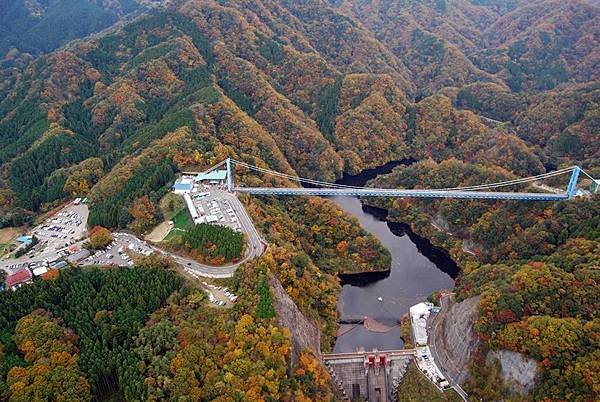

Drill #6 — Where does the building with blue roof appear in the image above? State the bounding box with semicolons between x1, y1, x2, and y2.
51;261;68;270
173;179;194;194
16;235;33;245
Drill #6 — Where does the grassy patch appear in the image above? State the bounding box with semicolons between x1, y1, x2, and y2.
398;362;462;402
0;227;21;257
160;193;186;221
164;208;193;241
172;208;193;229
0;243;15;257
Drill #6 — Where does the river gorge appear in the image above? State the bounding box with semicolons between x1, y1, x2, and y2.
332;162;460;353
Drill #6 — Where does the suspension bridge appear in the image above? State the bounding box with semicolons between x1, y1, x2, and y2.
208;158;598;201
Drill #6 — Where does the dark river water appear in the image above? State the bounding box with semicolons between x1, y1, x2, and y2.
331;161;459;353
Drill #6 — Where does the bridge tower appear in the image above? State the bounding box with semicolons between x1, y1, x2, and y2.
566;166;581;199
226;157;233;192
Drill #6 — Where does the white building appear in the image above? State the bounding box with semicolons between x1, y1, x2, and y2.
183;193;199;220
173;178;194;194
410;302;432;346
32;266;49;277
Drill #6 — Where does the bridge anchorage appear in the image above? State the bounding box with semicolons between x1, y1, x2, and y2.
212;158;598;201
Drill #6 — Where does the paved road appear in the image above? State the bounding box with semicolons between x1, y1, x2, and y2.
158;191;265;278
1;192;264;279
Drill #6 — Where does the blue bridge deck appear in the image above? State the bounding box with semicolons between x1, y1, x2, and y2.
235;187;569;201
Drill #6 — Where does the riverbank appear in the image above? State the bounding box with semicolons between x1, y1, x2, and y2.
331;163;460;353
365;201;479;270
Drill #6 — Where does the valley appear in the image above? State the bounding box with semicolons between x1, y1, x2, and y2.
0;0;598;401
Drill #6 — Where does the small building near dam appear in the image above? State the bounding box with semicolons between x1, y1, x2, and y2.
410;302;433;347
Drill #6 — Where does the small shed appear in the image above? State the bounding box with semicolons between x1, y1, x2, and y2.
32;266;48;277
16;235;33;245
67;249;90;263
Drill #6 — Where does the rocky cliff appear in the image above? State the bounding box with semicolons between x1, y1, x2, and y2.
488;350;538;396
430;294;481;385
431;294;539;396
269;274;322;363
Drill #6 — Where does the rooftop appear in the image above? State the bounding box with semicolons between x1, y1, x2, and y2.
6;268;32;288
195;170;228;182
67;249;90;262
32;266;48;276
51;261;68;269
16;235;32;244
173;182;193;190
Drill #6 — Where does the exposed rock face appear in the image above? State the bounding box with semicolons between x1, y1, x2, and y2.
269;274;321;363
432;294;539;397
430;294;481;385
488;350;538;396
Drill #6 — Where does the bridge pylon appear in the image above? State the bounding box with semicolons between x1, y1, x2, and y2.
226;157;233;192
224;158;596;201
566;166;581;199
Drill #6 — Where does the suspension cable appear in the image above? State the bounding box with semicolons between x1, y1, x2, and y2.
232;158;567;191
231;159;368;189
431;167;574;191
580;168;598;182
231;158;575;193
233;158;571;192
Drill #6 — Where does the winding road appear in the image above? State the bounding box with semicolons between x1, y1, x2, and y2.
120;191;265;278
2;192;265;279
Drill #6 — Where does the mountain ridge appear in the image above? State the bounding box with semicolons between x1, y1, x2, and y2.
0;1;598;400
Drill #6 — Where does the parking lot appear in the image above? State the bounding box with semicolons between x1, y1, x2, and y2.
32;204;89;253
189;191;243;232
80;232;154;267
1;204;89;275
180;266;238;307
164;187;265;277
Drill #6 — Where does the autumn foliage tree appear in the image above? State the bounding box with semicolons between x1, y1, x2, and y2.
86;226;113;250
129;196;159;234
63;158;104;197
6;310;91;402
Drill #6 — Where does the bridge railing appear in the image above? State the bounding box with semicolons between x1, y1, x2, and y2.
234;187;569;201
221;158;597;202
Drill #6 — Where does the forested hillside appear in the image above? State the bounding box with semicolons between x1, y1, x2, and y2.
0;0;164;68
0;260;334;400
0;0;598;400
366;160;599;399
0;0;598;226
